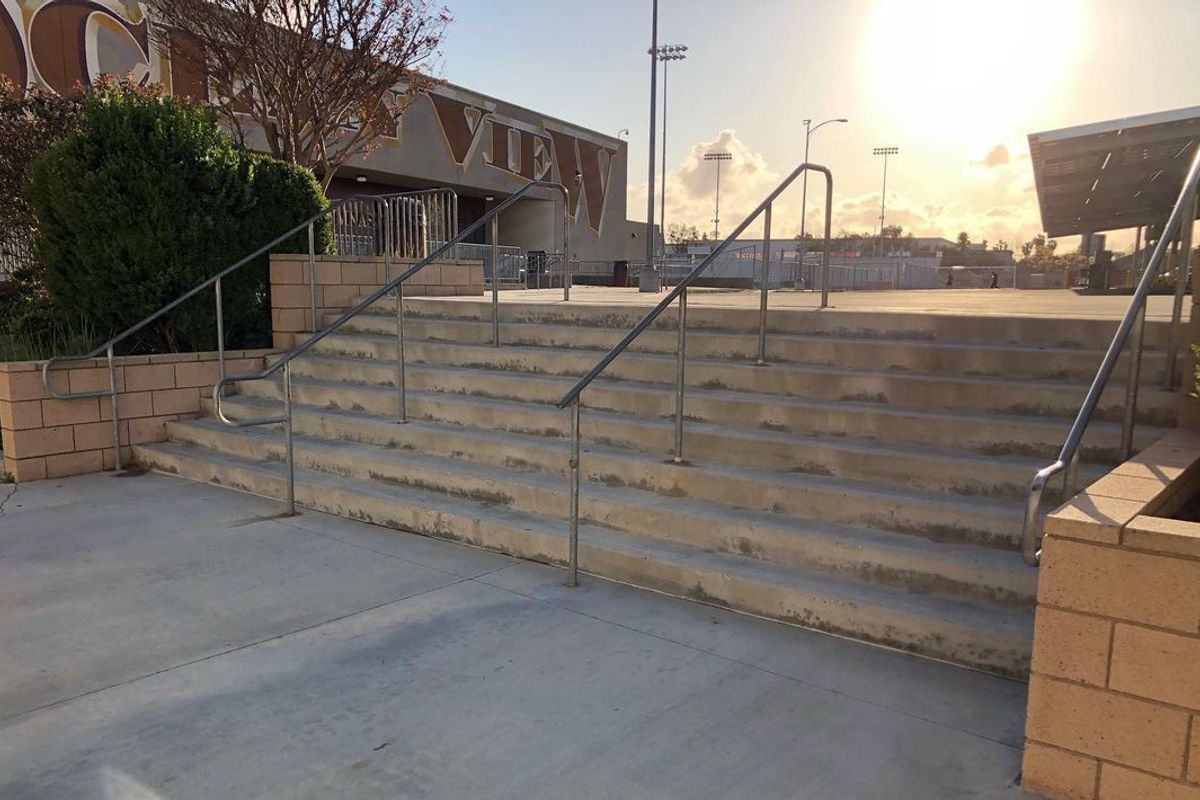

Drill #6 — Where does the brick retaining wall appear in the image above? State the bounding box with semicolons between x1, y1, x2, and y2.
0;350;272;482
1022;430;1200;799
269;254;484;349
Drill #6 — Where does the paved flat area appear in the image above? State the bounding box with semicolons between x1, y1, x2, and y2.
0;473;1032;799
484;286;1181;319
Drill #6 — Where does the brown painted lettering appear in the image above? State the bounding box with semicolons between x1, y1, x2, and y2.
547;130;583;219
428;92;489;166
0;1;25;90
576;139;617;232
29;0;147;93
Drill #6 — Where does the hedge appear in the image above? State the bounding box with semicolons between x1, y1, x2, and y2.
25;81;331;354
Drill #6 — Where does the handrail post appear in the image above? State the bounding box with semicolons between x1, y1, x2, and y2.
491;212;500;346
1064;449;1080;498
562;199;571;302
1120;299;1147;460
283;360;296;515
214;277;225;398
107;345;120;471
568;396;581;587
389;202;408;424
396;281;407;424
756;203;773;365
307;222;317;333
821;169;833;308
1164;191;1197;390
673;287;687;463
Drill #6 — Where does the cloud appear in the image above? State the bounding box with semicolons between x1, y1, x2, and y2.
629;130;1046;247
972;143;1011;169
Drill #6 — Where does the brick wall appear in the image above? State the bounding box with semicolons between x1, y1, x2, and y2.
1023;430;1200;800
270;254;484;349
0;350;272;482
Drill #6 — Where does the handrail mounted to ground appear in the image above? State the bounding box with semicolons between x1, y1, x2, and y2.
552;160;834;585
209;180;573;519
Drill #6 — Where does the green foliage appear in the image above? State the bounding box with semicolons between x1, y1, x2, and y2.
24;80;330;354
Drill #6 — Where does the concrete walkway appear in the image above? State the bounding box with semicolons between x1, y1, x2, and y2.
0;473;1033;799
482;286;1181;320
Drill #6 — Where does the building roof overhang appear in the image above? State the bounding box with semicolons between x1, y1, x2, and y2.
1028;105;1200;237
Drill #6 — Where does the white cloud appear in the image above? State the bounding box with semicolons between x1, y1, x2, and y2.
630;132;1047;248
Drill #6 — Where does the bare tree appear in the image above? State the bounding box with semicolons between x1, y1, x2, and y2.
146;0;449;190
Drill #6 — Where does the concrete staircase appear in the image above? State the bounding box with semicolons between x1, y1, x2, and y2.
134;296;1177;678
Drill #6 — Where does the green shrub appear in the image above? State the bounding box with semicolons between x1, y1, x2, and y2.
25;80;330;354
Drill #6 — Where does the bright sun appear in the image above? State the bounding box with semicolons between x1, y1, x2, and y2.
861;0;1081;146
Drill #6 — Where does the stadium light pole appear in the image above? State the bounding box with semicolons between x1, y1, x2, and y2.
704;152;732;240
797;117;847;287
652;44;688;264
644;0;659;280
873;146;899;259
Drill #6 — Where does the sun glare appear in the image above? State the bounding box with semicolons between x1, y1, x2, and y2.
862;0;1081;146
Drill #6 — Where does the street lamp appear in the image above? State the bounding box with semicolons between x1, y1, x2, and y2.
617;128;630;140
704;152;732;240
797;117;847;286
873;146;899;259
651;44;688;264
643;0;659;281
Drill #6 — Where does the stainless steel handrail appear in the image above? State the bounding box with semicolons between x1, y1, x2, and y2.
1020;146;1200;566
212;179;572;526
552;161;834;585
40;194;357;467
40;188;456;470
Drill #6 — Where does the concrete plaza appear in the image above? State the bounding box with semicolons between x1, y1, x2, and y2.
0;472;1034;799
495;286;1181;320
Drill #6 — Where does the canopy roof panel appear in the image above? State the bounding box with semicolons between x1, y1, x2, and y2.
1028;105;1200;237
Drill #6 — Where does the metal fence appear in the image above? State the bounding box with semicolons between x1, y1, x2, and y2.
0;234;35;283
330;188;458;260
449;242;528;286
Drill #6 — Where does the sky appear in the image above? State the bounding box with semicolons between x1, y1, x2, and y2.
435;0;1200;251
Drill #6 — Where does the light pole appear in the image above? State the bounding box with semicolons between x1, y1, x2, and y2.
873;146;898;259
704;152;731;240
617;128;629;140
643;0;659;283
652;44;688;264
797;117;847;287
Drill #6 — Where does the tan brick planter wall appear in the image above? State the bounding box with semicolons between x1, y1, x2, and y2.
269;254;484;349
1023;430;1200;800
0;350;273;482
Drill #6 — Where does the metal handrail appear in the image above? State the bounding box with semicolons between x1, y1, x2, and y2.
40;189;458;470
552;161;833;585
211;179;572;532
1020;146;1200;566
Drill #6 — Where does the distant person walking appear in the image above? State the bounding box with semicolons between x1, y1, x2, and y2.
990;271;999;289
945;271;953;288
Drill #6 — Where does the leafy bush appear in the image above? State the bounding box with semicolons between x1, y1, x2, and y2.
25;80;330;354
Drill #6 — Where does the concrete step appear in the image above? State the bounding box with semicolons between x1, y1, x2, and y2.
307;329;1176;425
133;438;1035;677
386;296;1175;351
336;309;1172;383
193;401;1024;546
245;359;1165;461
165;417;1038;607
210;393;1105;499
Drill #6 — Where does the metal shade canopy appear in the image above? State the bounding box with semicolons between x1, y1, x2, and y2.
1029;105;1200;237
